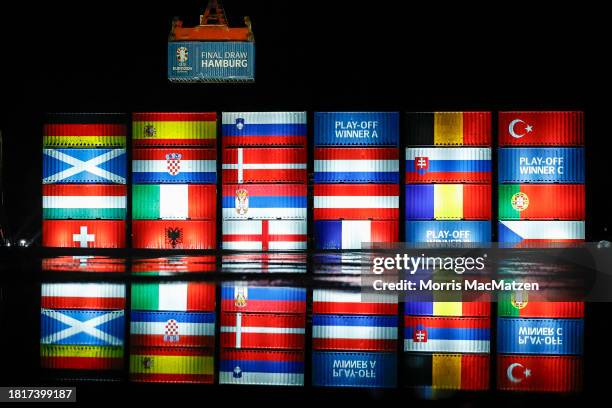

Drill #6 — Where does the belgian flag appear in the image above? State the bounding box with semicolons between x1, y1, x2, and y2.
405;112;491;146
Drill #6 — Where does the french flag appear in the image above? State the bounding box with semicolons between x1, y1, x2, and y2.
405;147;491;183
219;349;304;386
314;148;399;183
314;184;399;220
222;219;307;251
220;312;305;350
222;112;307;147
313;289;398;315
222;184;307;220
221;284;306;314
222;147;307;183
314;220;398;249
312;314;398;352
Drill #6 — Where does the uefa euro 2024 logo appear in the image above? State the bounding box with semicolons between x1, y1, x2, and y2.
176;46;189;65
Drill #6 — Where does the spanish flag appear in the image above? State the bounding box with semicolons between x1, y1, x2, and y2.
132;112;216;147
405;112;491;146
403;353;489;390
130;347;214;383
43;113;126;148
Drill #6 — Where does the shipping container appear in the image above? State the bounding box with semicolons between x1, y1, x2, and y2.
42;220;126;248
314;147;399;183
221;312;305;350
497;294;584;318
221;254;307;274
499;111;584;146
132;112;217;147
497;318;583;355
405;112;491;146
43;184;127;220
131;281;215;312
405;184;491;220
41;257;126;273
44;113;126;148
313;289;398;315
132;148;216;184
41;309;124;346
222;219;307;251
222;147;307;183
405;221;491;243
131;220;216;249
497;355;582;392
499;184;585;220
222;184;306;220
43;148;127;184
41;283;125;310
404;302;490;317
222;112;307;147
498;147;584;183
130;311;215;348
312;351;396;388
406;147;491;183
498;220;585;245
219;349;304;386
314;184;399;220
315;220;398;250
312;314;398;352
132;184;216;220
221;284;306;314
402;353;489;390
41;344;123;370
130;346;214;383
314;112;399;146
404;316;490;353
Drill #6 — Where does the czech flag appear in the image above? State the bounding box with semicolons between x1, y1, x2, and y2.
406;147;491;183
498;221;584;246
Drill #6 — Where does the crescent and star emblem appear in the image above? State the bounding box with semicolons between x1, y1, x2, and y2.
507;363;531;383
509;119;534;139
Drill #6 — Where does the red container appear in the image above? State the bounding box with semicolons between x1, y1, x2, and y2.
222;147;307;183
220;312;305;350
132;220;216;249
499;111;583;146
497;355;582;392
314;184;399;220
42;220;126;248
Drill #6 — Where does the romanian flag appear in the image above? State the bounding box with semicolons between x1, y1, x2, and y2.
132;184;216;220
40;344;123;370
44;113;126;148
403;353;489;390
131;282;215;312
221;284;306;314
220;312;305;350
405;112;491;146
130;347;214;383
405;184;491;220
132;112;216;147
43;184;127;220
499;184;585;220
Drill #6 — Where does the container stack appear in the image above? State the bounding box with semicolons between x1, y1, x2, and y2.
313;112;400;249
131;112;217;249
42;113;127;248
219;282;307;386
497;111;584;392
221;112;307;251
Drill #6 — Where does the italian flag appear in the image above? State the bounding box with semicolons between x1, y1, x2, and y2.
131;282;215;311
132;184;215;220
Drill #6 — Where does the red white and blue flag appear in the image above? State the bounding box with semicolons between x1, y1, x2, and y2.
404;316;490;353
406;147;491;183
222;147;307;183
222;112;307;147
222;184;307;220
222;220;307;251
312;314;398;351
221;284;306;314
314;147;399;183
219;349;304;386
314;184;399;220
220;312;305;350
130;311;215;348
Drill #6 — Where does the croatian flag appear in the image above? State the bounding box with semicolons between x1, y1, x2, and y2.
314;184;399;220
220;312;305;350
312;314;398;351
314;220;398;250
314;147;399;183
313;289;398;315
222;184;307;220
132;148;216;183
219;349;304;386
404;316;490;353
222;147;307;183
221;284;306;314
222;219;307;251
406;147;491;183
222;112;307;147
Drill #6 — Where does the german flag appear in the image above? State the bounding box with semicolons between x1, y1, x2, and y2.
405;112;491;146
44;113;126;148
132;112;216;147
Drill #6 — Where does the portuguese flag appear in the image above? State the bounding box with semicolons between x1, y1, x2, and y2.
131;282;215;312
405;112;491;146
498;293;584;318
499;184;585;220
132;184;216;220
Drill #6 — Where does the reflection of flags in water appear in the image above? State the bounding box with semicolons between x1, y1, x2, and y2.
43;148;126;184
222;184;307;220
314;220;398;250
312;315;398;351
497;293;584;318
312;351;397;388
131;282;215;312
40;344;124;370
130;347;214;383
222;220;307;251
314;148;399;183
221;284;306;314
130;311;215;347
220;313;305;349
497;355;582;392
497;318;583;355
313;289;398;315
403;353;489;390
41;309;124;346
41;283;125;310
314;184;399;220
404;317;490;353
219;349;304;386
222;148;307;183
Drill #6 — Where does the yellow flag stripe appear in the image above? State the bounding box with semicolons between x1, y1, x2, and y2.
434;185;463;219
434;112;463;145
40;344;124;358
432;354;462;389
130;355;213;375
433;302;464;316
132;121;216;140
43;135;126;147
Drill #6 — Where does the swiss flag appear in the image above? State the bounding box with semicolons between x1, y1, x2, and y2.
42;220;126;248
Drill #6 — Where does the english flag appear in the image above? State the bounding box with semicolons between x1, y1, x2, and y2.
222;219;307;251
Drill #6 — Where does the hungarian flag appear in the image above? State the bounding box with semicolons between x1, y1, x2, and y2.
499;111;583;146
132;184;216;220
220;312;305;349
405;112;491;146
41;309;124;346
43;184;127;220
132;220;216;249
222;184;307;220
43;148;127;184
222;112;307;147
497;318;583;355
499;184;584;220
312;314;398;351
406;147;491;183
41;283;125;310
498;355;582;392
222;219;307;251
42;220;126;248
404;316;490;353
498;220;584;246
130;347;213;383
131;282;215;312
41;344;123;370
404;302;490;317
130;311;215;347
497;293;584;318
132;148;216;183
402;353;489;390
314;220;398;250
44;113;126;148
314;184;399;220
314;147;399;183
132;112;217;147
313;289;398;315
221;284;306;314
219;349;304;386
222;147;307;183
405;184;491;220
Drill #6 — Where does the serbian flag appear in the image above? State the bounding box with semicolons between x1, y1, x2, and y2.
498;355;582;392
222;147;307;183
402;353;489;390
132;184;216;220
130;347;213;383
497;292;584;318
498;221;584;246
404;302;490;317
314;147;399;183
406;147;491;183
221;284;306;314
313;289;398;315
131;282;215;312
132;112;216;147
404;316;490;353
221;312;305;349
44;113;126;148
222;219;307;251
41;283;125;310
499;184;585;220
132;148;216;184
312;315;398;351
499;111;583;146
41;344;123;370
43;184;126;220
219;349;304;386
132;220;216;250
130;311;215;348
314;220;398;250
222;112;307;147
405;184;491;220
222;184;307;220
42;220;126;248
314;184;399;220
405;112;491;146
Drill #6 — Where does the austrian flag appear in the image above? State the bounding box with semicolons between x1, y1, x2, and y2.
314;184;399;220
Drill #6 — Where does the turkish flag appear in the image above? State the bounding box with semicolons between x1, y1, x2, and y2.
498;355;582;392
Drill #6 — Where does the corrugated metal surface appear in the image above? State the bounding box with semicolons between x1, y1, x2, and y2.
498;297;584;318
497;355;582;392
498;147;584;183
42;220;126;248
131;220;216;249
131;256;216;275
405;221;491;243
498;184;584;220
312;351;396;388
222;219;307;251
405;112;491;146
402;353;489;390
497;318;583;355
132;112;216;147
314;112;399;146
41;283;126;310
404;316;490;353
221;284;306;314
132;148;216;184
498;220;585;244
130;311;215;348
220;312;305;349
222;184;306;220
405;184;491;220
314;147;399;183
406;147;491;183
404;302;490;317
219;349;304;386
314;184;399;220
315;220;398;249
43;184;127;220
499;111;584;146
44;121;127;148
43;148;127;184
312;314;398;351
41;309;124;346
313;289;398;315
222;147;307;183
132;184;216;220
222;112;307;147
131;282;215;312
130;346;214;383
40;344;123;370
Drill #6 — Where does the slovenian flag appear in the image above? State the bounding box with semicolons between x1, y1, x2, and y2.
313;289;398;315
402;353;489;390
222;147;307;183
222;112;307;147
41;344;123;370
219;349;304;386
314;220;398;250
314;147;399;183
41;309;124;346
130;347;213;383
130;311;215;348
132;148;216;183
222;184;307;220
132;184;216;220
312;315;398;352
131;282;215;312
498;221;585;246
405;147;491;183
220;312;305;350
404;316;490;353
132;112;216;147
314;184;399;220
221;284;306;314
222;219;307;251
43;148;127;184
405;112;492;146
499;184;585;220
405;184;491;220
41;283;125;310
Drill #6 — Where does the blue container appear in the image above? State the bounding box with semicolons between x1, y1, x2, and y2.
312;351;397;388
314;112;399;146
498;147;584;183
405;221;491;243
497;318;583;355
43;148;127;184
168;41;255;82
41;309;124;346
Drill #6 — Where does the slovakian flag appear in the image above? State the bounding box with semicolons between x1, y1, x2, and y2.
219;349;304;386
313;289;398;315
132;220;216;249
132;184;216;220
44;113;126;148
404;302;490;317
312;351;397;388
222;112;307;147
312;315;398;352
132;112;217;147
498;221;585;246
497;318;583;355
405;112;492;146
42;220;126;248
221;284;306;314
406;147;491;183
130;311;215;348
222;219;307;251
499;184;584;220
131;282;215;312
222;184;307;220
222;147;307;183
130;347;213;383
221;312;305;350
42;283;125;310
132;148;216;183
405;184;491;220
314;220;398;250
41;309;124;346
43;148;127;184
314;147;399;183
404;316;490;353
41;344;123;370
498;355;582;392
314;184;399;220
499;111;583;146
497;292;584;318
43;184;127;220
402;353;489;390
